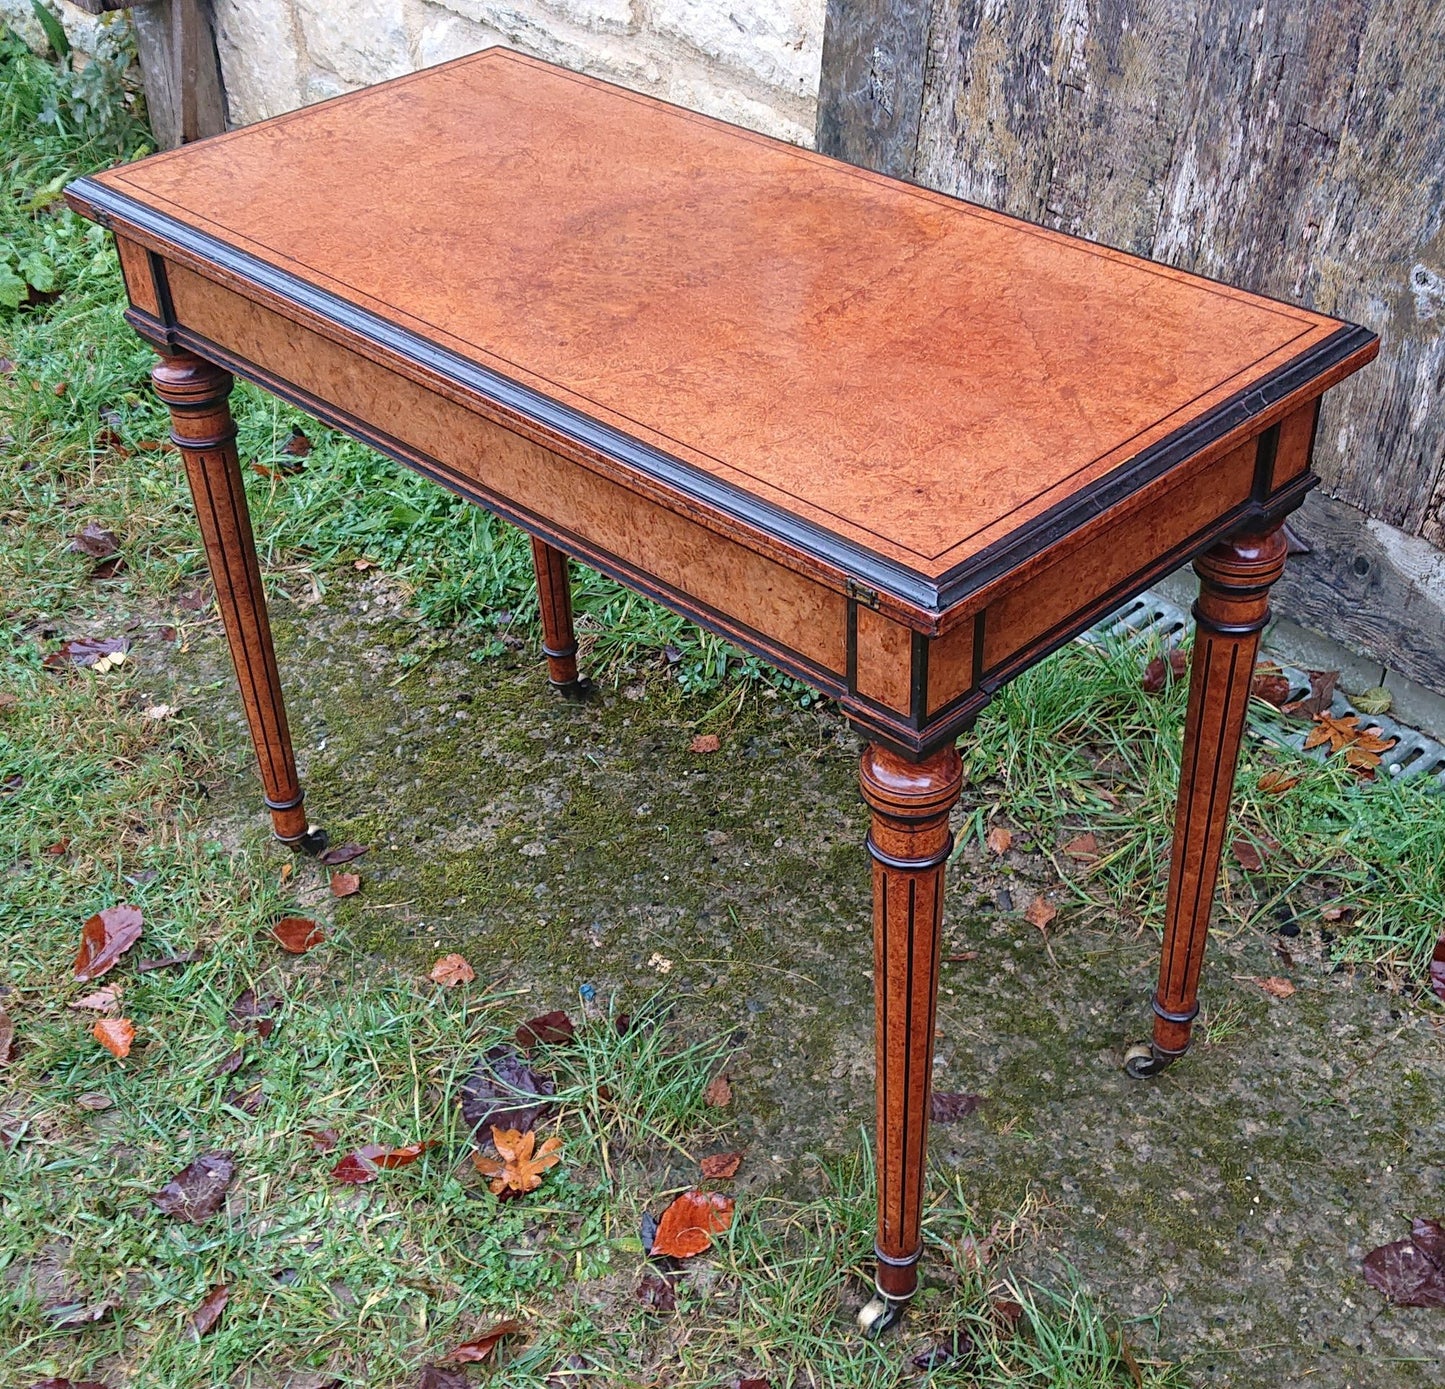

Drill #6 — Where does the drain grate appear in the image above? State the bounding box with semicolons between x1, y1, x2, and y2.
1080;591;1445;794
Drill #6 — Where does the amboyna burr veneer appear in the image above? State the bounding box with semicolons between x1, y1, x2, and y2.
67;47;1377;1335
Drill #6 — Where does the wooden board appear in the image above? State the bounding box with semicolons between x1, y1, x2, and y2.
69;48;1366;612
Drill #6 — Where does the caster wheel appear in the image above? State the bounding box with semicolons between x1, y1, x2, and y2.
551;676;597;703
1123;1042;1172;1079
289;824;329;857
857;1294;906;1338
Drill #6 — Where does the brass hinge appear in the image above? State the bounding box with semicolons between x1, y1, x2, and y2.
846;578;880;610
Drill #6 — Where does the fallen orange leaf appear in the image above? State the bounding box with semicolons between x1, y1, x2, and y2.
472;1126;562;1196
651;1189;735;1259
93;1016;135;1058
441;1318;526;1364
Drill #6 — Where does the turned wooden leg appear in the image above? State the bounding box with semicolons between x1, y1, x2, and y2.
153;350;316;849
530;535;590;700
1126;527;1288;1078
857;741;963;1334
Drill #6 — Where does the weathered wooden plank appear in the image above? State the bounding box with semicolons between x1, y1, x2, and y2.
816;0;932;176
1273;490;1445;695
900;2;1445;542
129;0;227;149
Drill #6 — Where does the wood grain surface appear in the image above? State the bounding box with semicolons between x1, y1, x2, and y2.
73;48;1361;589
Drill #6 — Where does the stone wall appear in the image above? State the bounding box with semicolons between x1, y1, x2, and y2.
211;0;826;146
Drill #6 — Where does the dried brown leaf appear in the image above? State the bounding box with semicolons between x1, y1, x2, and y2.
329;871;361;898
637;1271;677;1312
440;1319;526;1364
1231;838;1265;872
331;1141;429;1184
1363;1218;1445;1307
0;1003;12;1065
1025;897;1057;931
1250;667;1292;707
1141;647;1188;693
137;950;199;973
43;636;130;669
93;1017;134;1058
1062;831;1098;861
699;1150;743;1179
190;1283;229;1338
305;1125;340;1152
985;825;1013;856
516;1010;575;1049
1255;976;1296;999
1257;769;1300;796
931;1092;986;1122
268;916;325;953
458;1045;555;1136
689;733;721;754
153;1152;234;1221
69;521;119;558
317;842;369;865
417;1368;470;1389
73;904;143;981
429;953;474;987
70;986;119;1012
1429;935;1445;1004
703;1073;732;1107
651;1189;735;1259
76;1091;112;1110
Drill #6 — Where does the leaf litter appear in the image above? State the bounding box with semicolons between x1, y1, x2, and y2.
153;1152;235;1221
73;904;143;981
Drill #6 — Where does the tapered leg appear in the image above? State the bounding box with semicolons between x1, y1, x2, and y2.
529;536;590;699
152;350;315;848
1126;527;1288;1078
857;741;963;1334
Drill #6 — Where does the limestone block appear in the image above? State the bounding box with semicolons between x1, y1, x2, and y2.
662;67;813;145
649;0;824;98
538;0;633;31
296;0;411;87
2;0;117;59
213;0;304;122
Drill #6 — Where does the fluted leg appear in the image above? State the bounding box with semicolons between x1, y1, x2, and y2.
1127;527;1288;1077
857;741;963;1332
530;536;589;699
153;350;314;847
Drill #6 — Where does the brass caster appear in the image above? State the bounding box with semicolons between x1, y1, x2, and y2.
287;824;329;857
550;676;596;703
1123;1042;1174;1079
857;1294;906;1338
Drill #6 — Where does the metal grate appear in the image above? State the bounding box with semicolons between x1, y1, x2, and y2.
1080;590;1445;794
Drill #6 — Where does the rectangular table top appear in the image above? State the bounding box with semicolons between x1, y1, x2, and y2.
68;48;1375;615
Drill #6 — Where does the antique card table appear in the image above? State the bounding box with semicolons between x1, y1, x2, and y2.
67;48;1376;1333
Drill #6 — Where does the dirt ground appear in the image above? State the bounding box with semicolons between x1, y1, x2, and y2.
149;570;1444;1386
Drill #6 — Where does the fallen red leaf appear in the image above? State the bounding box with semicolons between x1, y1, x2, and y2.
516;1010;575;1049
1141;647;1188;693
738;1380;772;1389
704;1073;732;1107
93;1017;134;1058
26;1379;110;1388
330;1141;430;1184
229;988;281;1039
1363;1218;1445;1307
43;636;130;670
73;904;144;981
305;1125;340;1152
651;1189;735;1259
153;1152;235;1221
44;837;71;855
689;733;721;754
190;1283;228;1338
440;1318;526;1363
1250;667;1292;707
429;953;474;987
699;1151;743;1179
329;871;361;898
1231;838;1265;872
269;917;325;953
